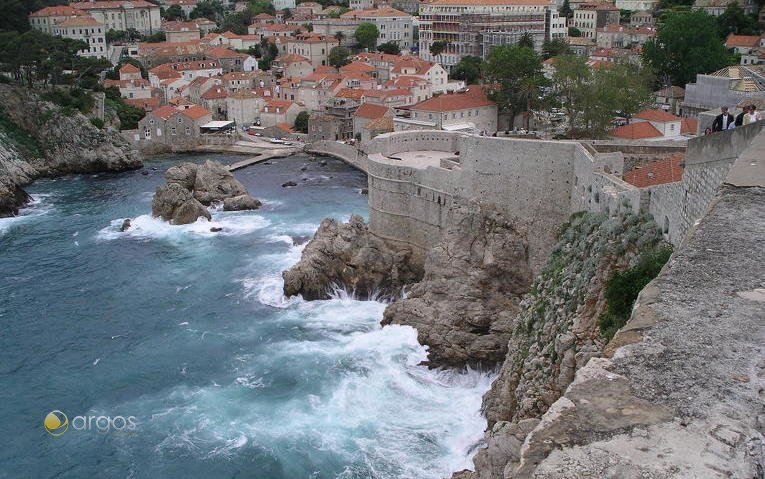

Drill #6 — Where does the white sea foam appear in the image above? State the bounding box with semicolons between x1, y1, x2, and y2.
97;212;270;241
0;194;53;236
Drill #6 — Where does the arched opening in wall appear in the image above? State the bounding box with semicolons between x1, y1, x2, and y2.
663;216;670;235
417;187;421;196
437;195;441;204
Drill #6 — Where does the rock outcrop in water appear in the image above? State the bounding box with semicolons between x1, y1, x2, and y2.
151;160;260;225
282;214;421;300
0;85;141;216
453;211;666;479
381;206;533;367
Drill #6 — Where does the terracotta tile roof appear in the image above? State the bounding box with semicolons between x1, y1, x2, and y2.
364;116;394;131
151;105;180;120
71;1;157;9
125;97;160;109
314;65;337;74
57;15;103;27
336;88;365;100
30;6;87;17
163;21;200;32
201;86;227;99
430;0;552;4
340;61;376;73
254;13;275;19
179;105;211;119
276;122;294;132
119;63;141;73
623;154;684;187
265;99;296;110
150;60;222;73
354;102;390;119
341;6;411;17
166;0;198;5
362;88;410;98
138;41;206;57
634;108;681;122
205;46;248;58
610;121;662;139
680;117;698;135
725;34;760;49
410;92;495;112
276;53;311;63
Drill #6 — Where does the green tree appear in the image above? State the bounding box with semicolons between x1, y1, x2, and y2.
294;110;309;133
334;30;345;43
329;6;351;17
328;46;351;67
355;22;379;50
717;1;759;36
560;0;573;18
484;44;547;128
250;0;276;15
162;4;186;21
541;38;571;59
1;0;68;33
190;0;225;21
568;26;582;37
142;31;166;42
449;55;483;84
552;55;653;138
429;40;448;59
377;41;401;54
517;32;535;49
643;10;732;86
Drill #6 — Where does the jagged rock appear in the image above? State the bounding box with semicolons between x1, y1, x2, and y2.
223;194;261;211
151;183;210;225
282;214;421;300
319;159;327;166
382;206;533;367
165;163;198;190
360;188;368;195
119;218;132;232
299;165;308;171
210;226;223;232
0;85;140;216
141;170;149;176
191;160;247;205
282;181;297;187
463;211;666;479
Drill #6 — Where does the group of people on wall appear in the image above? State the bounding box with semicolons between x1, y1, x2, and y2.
707;104;762;134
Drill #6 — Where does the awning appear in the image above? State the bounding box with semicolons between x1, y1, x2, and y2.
201;120;236;131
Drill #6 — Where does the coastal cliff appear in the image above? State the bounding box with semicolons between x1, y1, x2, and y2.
457;211;667;479
0;85;141;217
382;205;533;367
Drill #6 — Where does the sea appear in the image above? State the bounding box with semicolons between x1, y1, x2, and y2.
0;153;492;479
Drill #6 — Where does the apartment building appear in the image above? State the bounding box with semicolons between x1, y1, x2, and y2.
286;33;340;68
51;15;108;59
342;7;414;50
571;3;620;40
418;0;563;69
70;1;162;35
29;6;88;34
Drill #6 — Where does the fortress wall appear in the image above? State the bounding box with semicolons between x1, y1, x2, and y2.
366;130;461;157
367;153;458;263
305;140;368;172
648;121;764;246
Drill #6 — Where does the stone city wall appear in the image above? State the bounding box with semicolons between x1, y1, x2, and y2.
303;140;368;172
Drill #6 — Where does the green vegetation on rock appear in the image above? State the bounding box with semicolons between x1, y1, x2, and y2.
0;109;40;156
599;244;672;340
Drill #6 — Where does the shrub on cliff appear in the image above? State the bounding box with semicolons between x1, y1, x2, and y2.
599;244;672;340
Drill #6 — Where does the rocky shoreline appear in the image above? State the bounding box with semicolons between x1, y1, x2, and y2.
283;205;671;477
0;85;141;218
151;160;261;225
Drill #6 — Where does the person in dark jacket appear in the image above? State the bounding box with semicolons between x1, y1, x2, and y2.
712;106;734;131
735;105;750;127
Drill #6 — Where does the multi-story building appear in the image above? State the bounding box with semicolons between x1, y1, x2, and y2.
629;10;654;26
571;3;620;39
273;0;297;10
285;33;340;68
162;0;199;18
393;88;497;133
28;6;88;34
136;104;212;148
418;0;563;69
693;0;758;16
163;21;200;43
350;0;374;8
614;0;657;11
70;1;162;35
52;15;108;59
342;7;414;50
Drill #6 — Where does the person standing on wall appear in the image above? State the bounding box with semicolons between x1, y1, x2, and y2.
735;105;750;127
743;105;761;125
712;106;734;132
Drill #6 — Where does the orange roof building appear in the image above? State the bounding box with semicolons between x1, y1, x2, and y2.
623;154;684;187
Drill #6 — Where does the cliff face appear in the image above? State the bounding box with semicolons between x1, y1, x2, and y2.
0;85;141;216
457;211;666;479
282;214;422;300
382;205;533;367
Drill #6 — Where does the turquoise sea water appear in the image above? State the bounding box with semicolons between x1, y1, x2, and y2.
0;153;491;479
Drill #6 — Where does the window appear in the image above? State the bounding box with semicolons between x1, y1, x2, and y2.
185;127;191;135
